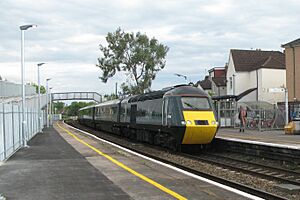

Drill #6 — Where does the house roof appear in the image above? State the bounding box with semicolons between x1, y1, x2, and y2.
197;76;212;90
282;38;300;48
231;49;285;72
212;77;226;87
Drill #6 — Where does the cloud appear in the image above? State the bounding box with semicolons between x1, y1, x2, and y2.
1;0;300;95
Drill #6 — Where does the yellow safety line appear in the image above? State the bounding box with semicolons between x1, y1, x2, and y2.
56;123;187;200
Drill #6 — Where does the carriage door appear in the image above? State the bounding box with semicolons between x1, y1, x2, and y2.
162;98;169;126
130;104;137;124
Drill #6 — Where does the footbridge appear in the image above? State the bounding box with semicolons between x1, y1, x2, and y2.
51;92;102;103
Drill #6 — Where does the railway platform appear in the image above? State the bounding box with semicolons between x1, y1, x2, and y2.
216;128;300;149
0;122;257;200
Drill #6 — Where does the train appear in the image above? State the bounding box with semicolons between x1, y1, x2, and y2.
78;85;218;150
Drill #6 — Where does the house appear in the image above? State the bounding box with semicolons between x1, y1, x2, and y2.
197;76;212;94
226;49;286;104
208;67;227;96
282;38;300;102
197;67;227;96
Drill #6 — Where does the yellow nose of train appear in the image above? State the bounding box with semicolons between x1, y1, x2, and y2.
181;111;218;144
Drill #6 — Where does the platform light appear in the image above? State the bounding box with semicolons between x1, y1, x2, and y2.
37;63;46;133
46;78;52;127
20;24;37;148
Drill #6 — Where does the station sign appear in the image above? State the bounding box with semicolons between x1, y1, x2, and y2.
268;88;285;93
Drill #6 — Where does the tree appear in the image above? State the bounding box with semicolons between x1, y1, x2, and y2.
97;28;169;95
27;82;46;94
53;102;65;114
103;93;118;101
64;101;95;116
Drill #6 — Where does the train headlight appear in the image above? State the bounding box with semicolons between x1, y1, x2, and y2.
211;120;217;125
186;120;192;125
181;120;192;125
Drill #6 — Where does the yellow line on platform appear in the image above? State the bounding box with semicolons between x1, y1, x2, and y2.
57;123;187;200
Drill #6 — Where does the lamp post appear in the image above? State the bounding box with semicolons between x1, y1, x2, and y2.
49;87;53;126
20;24;37;147
37;63;45;132
285;88;289;125
174;73;188;83
46;78;51;127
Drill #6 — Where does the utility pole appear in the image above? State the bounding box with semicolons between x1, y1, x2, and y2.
285;88;289;125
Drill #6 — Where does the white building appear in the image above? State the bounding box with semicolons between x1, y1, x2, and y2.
226;49;286;104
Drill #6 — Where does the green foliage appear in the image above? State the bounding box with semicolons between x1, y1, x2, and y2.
103;93;118;101
97;28;169;95
27;82;46;94
53;102;65;114
64;101;95;116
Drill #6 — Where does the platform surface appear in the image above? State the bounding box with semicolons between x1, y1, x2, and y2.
0;126;131;200
0;122;252;200
216;128;300;149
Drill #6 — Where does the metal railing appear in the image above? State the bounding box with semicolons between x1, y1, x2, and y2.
0;95;47;161
214;100;286;130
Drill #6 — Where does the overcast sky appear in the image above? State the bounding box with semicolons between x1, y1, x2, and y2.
1;0;300;95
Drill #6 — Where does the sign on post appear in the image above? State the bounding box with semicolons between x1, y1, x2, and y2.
268;88;285;93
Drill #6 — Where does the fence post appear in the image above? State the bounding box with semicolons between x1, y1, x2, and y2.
11;103;15;151
2;104;6;159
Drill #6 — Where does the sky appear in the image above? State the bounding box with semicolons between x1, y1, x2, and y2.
1;0;300;96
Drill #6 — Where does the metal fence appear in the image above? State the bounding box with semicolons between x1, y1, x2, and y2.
234;102;286;131
214;100;237;127
0;94;47;161
0;80;36;98
214;100;286;131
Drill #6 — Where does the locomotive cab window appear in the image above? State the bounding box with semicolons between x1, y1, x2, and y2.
181;97;211;110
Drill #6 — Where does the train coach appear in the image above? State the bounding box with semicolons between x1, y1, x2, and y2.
78;85;218;150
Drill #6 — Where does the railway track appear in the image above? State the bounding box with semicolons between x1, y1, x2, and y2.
184;152;300;186
66;120;288;200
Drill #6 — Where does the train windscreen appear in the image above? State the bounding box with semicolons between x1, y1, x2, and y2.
181;97;211;110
